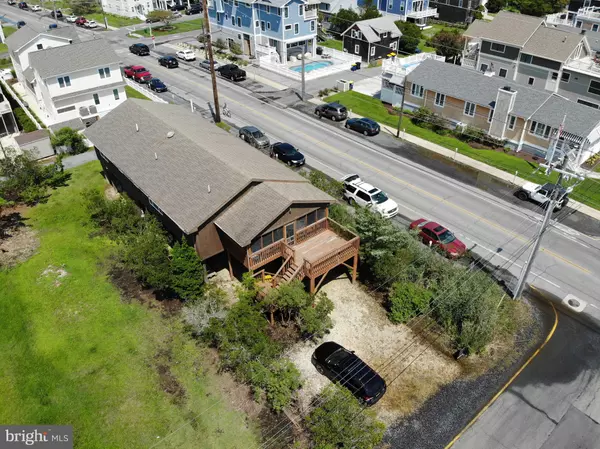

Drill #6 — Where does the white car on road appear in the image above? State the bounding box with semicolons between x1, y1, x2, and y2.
65;14;77;22
84;19;98;28
341;174;399;218
31;4;41;11
176;49;196;61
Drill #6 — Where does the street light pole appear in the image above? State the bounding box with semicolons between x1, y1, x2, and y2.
202;0;220;123
395;82;406;138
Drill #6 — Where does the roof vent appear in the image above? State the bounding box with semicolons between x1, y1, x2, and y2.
167;131;175;138
502;85;512;91
208;185;211;193
581;29;586;35
154;152;158;160
135;123;139;132
562;37;567;42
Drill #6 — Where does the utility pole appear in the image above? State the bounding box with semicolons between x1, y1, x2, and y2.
395;81;406;138
202;0;221;123
201;21;208;59
301;44;306;101
52;0;58;26
100;1;108;30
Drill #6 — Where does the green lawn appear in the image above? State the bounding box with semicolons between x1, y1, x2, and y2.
320;39;343;51
140;19;203;37
87;13;143;28
324;91;600;209
3;25;17;37
0;43;7;54
421;23;465;38
0;161;259;448
125;85;150;100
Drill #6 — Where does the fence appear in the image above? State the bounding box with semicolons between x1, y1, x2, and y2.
381;53;445;77
0;79;43;131
320;47;362;64
124;78;168;104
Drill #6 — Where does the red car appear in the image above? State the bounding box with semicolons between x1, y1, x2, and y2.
409;218;467;258
123;65;152;83
75;16;87;26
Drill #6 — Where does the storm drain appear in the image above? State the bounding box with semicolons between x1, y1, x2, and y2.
562;294;586;313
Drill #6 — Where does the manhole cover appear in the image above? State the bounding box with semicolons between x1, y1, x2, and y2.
568;298;580;308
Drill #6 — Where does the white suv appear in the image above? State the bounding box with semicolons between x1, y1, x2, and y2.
341;174;399;219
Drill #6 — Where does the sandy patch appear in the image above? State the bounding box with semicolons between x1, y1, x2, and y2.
206;268;241;306
0;208;39;268
288;276;461;425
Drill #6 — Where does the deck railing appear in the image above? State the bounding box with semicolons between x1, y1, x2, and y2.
303;237;360;279
247;240;284;270
296;218;328;245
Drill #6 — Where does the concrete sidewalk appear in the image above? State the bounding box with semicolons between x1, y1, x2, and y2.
308;97;600;222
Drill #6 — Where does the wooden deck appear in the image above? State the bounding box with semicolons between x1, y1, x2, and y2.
293;230;349;265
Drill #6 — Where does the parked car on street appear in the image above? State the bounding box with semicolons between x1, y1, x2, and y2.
149;78;167;92
17;1;27;8
145;16;160;23
129;43;150;56
314;102;348;121
199;59;219;71
341;174;398;219
176;49;196;61
7;0;16;5
515;182;569;211
409;219;467;258
172;10;182;17
123;65;152;83
65;14;77;22
31;4;41;11
170;3;186;10
345;117;380;136
270;142;305;166
158;55;179;68
312;341;386;406
17;20;26;28
50;9;62;18
74;16;87;26
216;64;246;81
84;19;98;28
187;3;202;14
239;126;269;149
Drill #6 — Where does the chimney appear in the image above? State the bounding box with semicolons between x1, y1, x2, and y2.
489;86;517;139
581;29;586;35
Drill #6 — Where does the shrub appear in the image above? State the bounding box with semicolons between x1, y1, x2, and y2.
306;385;385;449
230;41;243;55
298;292;334;339
82;189;143;239
328;203;355;230
182;285;228;336
243;358;302;412
214;38;227;51
388;281;431;323
302;169;344;199
51;127;88;154
170;242;206;301
13;107;37;133
318;88;331;97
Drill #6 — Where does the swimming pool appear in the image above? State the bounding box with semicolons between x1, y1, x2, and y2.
290;60;334;72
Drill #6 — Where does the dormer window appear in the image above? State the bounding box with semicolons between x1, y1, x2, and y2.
37;44;43;50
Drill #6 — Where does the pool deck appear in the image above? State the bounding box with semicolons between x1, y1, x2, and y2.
289;60;334;72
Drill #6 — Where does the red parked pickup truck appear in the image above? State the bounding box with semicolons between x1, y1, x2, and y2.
123;65;152;83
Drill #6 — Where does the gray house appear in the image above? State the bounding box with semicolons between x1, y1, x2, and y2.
462;11;600;110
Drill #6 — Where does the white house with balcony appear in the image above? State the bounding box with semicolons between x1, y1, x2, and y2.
358;0;437;27
101;0;161;19
26;39;127;126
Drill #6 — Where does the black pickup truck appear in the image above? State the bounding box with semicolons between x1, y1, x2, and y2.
216;64;246;81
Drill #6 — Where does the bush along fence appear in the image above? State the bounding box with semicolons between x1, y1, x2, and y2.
0;78;43;131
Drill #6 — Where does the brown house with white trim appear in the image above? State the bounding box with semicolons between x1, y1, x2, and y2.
85;99;359;293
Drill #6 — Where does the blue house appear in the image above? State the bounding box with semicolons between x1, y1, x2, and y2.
208;0;319;63
356;0;437;27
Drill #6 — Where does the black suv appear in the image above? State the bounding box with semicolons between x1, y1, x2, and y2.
270;142;305;166
129;43;150;56
51;9;63;18
170;3;186;10
158;55;179;68
315;102;348;121
187;3;201;14
216;64;246;81
312;341;386;406
17;1;27;8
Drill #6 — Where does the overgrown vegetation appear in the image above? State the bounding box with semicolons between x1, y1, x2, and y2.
486;0;567;16
306;385;386;449
50;127;88;154
13;107;37;133
0;148;67;205
300;169;344;198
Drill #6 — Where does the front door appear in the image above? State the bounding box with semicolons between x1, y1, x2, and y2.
286;223;295;245
243;34;251;56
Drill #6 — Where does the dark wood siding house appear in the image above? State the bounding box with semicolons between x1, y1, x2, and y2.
85;99;359;293
342;16;402;63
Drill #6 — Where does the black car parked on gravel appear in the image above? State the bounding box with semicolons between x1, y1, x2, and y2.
312;341;386;406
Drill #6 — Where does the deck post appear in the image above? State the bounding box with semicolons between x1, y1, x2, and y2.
310;276;315;294
351;253;358;283
227;250;234;280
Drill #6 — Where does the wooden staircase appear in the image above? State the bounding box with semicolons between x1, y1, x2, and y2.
280;262;299;284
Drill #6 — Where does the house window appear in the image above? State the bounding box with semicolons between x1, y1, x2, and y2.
589;79;600;95
317;208;326;220
231;16;235;25
113;88;120;100
267;21;272;30
508;115;516;130
370;45;375;56
499;68;507;78
93;93;100;105
265;5;270;13
380;32;387;38
490;42;505;53
487;108;494;122
311;20;315;31
594;24;599;32
390;41;397;50
529;121;552;139
234;0;238;4
299;4;303;15
98;67;111;79
57;105;76;114
480;63;488;72
285;24;292;30
294;23;299;34
255;19;259;27
520;54;533;64
354;44;360;54
36;43;43;50
307;211;316;225
388;0;392;7
237;16;241;26
464;101;475;117
251;239;261;253
262;232;273;247
457;0;462;6
57;76;71;88
216;12;221;21
400;3;404;10
578;98;600;109
551;72;558;81
276;7;281;15
576;20;582;28
225;13;229;20
528;77;534;86
284;6;288;17
561;72;570;82
434;92;445;107
411;83;423;98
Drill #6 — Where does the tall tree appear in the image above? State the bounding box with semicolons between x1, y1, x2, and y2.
396;21;422;54
430;30;464;61
360;0;381;19
330;8;360;33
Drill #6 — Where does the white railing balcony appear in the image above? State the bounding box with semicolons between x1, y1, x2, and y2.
462;57;477;68
577;6;600;19
407;7;437;18
304;8;318;19
545;12;572;25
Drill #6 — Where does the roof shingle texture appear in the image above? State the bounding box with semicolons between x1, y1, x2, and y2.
5;24;79;53
29;38;120;79
348;16;401;42
407;59;600;136
522;26;583;61
464;11;543;46
84;100;333;240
